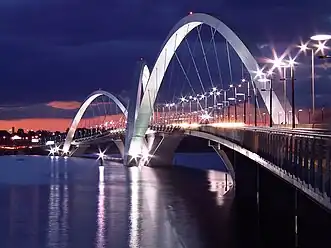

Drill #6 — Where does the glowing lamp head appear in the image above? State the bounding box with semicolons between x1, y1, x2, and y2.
299;43;309;52
255;68;264;79
200;113;212;120
315;41;328;54
288;58;296;66
189;11;193;15
310;34;331;41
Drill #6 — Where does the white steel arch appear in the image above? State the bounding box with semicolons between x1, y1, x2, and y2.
128;13;288;156
63;90;128;154
124;63;150;161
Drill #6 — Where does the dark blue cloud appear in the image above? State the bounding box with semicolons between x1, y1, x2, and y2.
0;0;331;109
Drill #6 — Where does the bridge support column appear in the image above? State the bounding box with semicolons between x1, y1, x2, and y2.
70;145;90;157
258;165;296;247
146;133;183;167
217;144;297;247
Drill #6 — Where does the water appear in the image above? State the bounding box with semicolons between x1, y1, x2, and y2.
0;155;235;248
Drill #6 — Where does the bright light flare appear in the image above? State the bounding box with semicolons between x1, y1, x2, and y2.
97;148;106;160
298;42;309;52
314;40;329;55
48;147;56;156
200;113;212;120
254;68;264;79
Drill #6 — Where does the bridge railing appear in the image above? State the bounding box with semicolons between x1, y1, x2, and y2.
198;126;331;200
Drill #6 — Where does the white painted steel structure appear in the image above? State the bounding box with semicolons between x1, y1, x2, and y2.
63;90;128;154
128;13;288;157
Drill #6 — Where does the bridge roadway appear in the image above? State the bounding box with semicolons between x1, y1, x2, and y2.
69;124;331;210
149;124;331;211
192;125;331;209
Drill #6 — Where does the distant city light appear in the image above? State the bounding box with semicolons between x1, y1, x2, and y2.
46;141;55;146
11;135;22;140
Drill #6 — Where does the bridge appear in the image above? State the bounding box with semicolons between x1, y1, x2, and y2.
44;13;331;215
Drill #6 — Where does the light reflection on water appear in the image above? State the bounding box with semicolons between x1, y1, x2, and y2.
0;156;234;248
128;167;139;248
208;170;234;206
96;166;105;248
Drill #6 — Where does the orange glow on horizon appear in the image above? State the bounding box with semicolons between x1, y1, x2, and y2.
0;114;125;132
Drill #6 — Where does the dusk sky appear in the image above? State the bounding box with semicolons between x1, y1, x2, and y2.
1;0;331;130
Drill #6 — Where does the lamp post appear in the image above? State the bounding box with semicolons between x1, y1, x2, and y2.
254;87;257;126
263;113;266;126
308;109;311;124
290;63;295;128
297;109;303;124
162;106;165;124
189;95;193;123
236;93;246;123
239;78;251;124
299;35;331;116
230;84;241;122
259;74;273;127
180;97;187;123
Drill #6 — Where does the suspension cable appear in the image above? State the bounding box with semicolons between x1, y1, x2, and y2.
226;41;233;83
211;27;223;88
185;38;205;93
178;26;201;95
197;26;214;88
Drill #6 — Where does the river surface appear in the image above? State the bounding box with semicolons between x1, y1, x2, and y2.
0;155;243;248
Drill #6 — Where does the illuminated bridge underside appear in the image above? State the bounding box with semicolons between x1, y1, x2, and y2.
185;130;331;211
129;13;288;156
63;90;128;154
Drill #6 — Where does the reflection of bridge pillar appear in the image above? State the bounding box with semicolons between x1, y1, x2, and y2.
147;133;183;167
114;139;125;158
218;144;297;247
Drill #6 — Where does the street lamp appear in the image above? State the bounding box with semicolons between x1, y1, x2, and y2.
298;36;330;116
259;75;273;127
310;34;331;41
229;84;241;122
199;93;208;111
236;93;246;123
263;112;266;126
